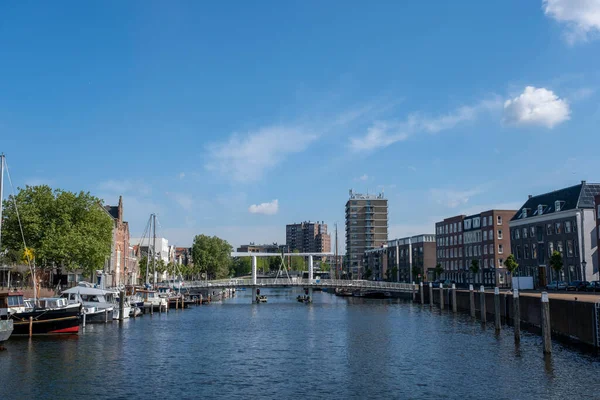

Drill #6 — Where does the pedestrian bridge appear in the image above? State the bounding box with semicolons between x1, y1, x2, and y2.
186;278;416;293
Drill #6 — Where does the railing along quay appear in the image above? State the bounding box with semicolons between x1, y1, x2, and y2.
185;279;415;292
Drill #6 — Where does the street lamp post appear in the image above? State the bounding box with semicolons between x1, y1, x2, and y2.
581;261;587;282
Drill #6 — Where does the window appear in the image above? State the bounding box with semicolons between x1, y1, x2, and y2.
557;241;563;254
483;217;488;227
497;230;503;240
483;231;488;241
555;222;562;235
521;208;527;219
565;220;572;233
530;226;535;238
515;229;520;239
498;258;503;268
522;228;528;238
499;244;504;254
497;216;502;225
445;225;448;234
489;229;493;240
547;223;553;235
598;205;600;219
459;247;462;257
566;240;574;257
458;223;462;232
524;244;530;259
548;242;554;256
514;245;519;258
459;235;462;244
555;200;561;212
490;244;494;254
532;243;537;259
484;259;488;268
536;226;544;241
538;204;544;215
484;245;488;255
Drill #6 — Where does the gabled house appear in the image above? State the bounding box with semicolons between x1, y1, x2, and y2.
509;181;600;287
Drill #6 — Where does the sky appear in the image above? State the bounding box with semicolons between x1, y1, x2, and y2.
1;1;600;251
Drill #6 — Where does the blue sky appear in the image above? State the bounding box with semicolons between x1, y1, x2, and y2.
1;1;600;250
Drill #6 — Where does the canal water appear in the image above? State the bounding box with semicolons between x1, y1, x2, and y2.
1;288;599;399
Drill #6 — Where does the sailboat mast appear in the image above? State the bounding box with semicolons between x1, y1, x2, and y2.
152;213;157;288
334;222;338;279
0;154;4;255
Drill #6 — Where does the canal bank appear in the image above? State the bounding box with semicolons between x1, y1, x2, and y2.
419;284;600;350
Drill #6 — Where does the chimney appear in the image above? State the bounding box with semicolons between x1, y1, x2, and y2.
581;180;586;185
528;195;533;199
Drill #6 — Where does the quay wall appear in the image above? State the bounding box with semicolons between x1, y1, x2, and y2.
420;286;598;348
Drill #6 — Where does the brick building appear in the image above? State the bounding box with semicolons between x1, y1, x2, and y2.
345;190;388;277
596;194;600;276
285;221;331;253
436;210;516;287
510;182;600;287
104;196;136;286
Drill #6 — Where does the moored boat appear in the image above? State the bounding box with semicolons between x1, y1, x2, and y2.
0;293;14;345
7;293;81;335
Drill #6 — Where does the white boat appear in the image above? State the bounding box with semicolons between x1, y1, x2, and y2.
0;293;14;345
135;288;168;310
61;286;128;321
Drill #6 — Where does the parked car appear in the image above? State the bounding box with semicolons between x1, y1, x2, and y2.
585;281;600;292
546;281;567;290
567;281;589;291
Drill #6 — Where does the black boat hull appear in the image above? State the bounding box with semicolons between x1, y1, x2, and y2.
11;308;81;335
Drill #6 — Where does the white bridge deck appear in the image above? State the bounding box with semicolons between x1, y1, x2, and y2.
186;279;415;293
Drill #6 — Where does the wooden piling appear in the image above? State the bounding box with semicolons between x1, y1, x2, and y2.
151;304;154;315
439;284;444;310
513;288;520;344
469;284;475;318
29;316;33;337
541;291;552;354
119;290;125;322
479;286;486;324
420;282;424;305
83;312;86;327
494;287;501;332
451;284;457;313
176;298;179;310
412;282;416;302
429;283;433;308
105;308;108;323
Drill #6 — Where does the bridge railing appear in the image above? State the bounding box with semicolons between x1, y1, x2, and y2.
185;279;416;291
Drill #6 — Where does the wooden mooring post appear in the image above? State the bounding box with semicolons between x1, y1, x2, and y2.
412;282;416;302
119;290;125;322
29;316;33;337
541;292;552;354
469;285;475;318
420;282;424;305
513;288;520;343
479;286;486;324
451;284;457;313
494;287;501;333
429;283;433;308
439;283;444;310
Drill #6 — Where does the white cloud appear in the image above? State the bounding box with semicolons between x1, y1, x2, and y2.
356;174;369;181
349;98;500;152
248;199;279;215
206;126;317;182
166;192;193;211
503;86;570;128
543;0;600;43
178;172;185;180
429;187;484;208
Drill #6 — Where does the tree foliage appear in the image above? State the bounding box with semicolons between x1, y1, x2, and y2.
550;250;564;280
1;185;113;278
503;254;519;275
230;257;252;277
191;234;232;279
469;259;480;275
434;263;444;279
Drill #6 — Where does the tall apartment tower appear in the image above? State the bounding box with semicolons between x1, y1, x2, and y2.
285;221;331;253
345;190;388;277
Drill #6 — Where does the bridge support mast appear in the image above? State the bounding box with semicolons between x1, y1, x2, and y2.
252;255;257;303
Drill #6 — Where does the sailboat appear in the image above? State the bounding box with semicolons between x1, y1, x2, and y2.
0;154;81;336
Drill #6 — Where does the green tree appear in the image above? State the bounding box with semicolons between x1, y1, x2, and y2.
503;254;519;288
230;257;252;277
549;250;564;282
387;266;398;282
434;263;444;280
469;259;480;284
289;250;305;271
1;185;113;280
138;256;149;283
412;266;422;282
363;268;373;280
191;234;232;280
320;261;331;272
